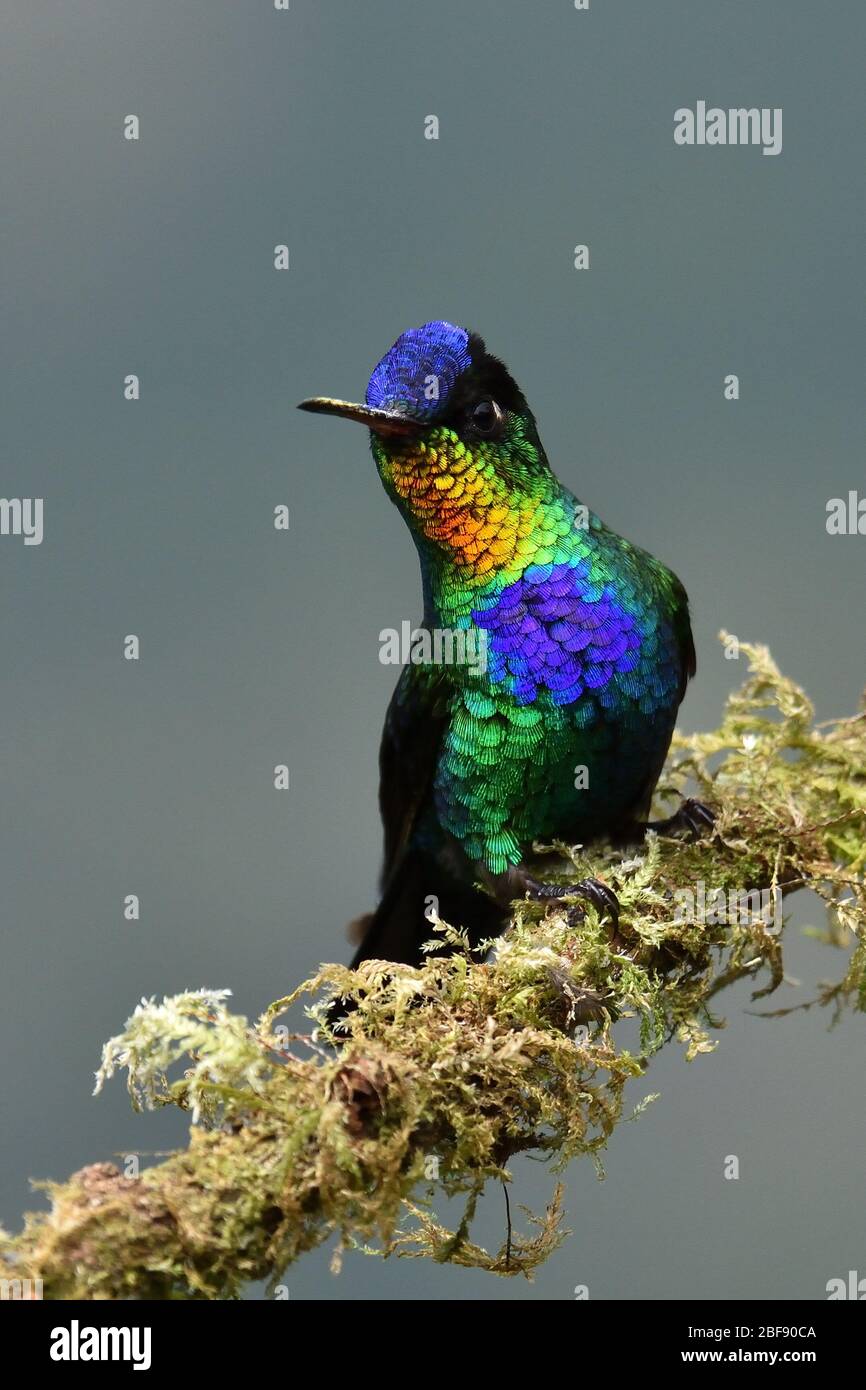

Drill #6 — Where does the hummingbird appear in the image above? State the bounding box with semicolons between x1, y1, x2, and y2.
300;321;711;969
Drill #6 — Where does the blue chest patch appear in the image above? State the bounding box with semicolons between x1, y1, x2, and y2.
471;561;672;710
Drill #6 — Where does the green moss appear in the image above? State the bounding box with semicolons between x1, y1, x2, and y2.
1;637;863;1296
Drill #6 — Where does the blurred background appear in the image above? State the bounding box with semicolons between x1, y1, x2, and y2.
1;0;863;1299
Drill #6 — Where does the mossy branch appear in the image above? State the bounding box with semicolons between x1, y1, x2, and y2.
2;637;864;1298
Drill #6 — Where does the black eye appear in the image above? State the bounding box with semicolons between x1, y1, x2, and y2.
469;398;503;436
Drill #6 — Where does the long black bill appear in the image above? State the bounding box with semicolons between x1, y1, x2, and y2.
297;397;424;438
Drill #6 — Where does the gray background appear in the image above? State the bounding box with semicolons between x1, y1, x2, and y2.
1;0;863;1300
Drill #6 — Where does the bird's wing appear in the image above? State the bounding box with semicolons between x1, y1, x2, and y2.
647;561;696;704
671;574;697;702
378;662;452;890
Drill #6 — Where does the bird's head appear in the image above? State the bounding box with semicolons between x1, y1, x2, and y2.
299;321;555;575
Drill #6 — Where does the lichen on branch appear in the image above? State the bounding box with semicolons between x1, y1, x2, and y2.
1;637;864;1298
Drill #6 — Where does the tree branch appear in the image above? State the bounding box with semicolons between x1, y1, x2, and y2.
1;637;864;1298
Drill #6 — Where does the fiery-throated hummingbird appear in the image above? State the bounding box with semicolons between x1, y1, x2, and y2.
300;321;711;968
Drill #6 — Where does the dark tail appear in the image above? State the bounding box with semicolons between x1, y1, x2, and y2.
350;846;508;970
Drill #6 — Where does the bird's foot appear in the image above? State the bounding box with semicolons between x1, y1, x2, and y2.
522;874;623;950
646;797;716;840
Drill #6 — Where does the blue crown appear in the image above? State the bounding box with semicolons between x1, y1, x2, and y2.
366;321;472;421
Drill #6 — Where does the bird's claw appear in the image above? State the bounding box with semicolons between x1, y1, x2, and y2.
681;798;716;834
649;797;716;840
524;873;622;946
572;876;621;929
